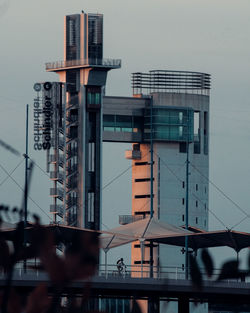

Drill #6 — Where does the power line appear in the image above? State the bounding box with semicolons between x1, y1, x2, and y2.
0;163;52;220
189;162;250;219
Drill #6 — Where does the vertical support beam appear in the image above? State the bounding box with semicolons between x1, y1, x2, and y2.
24;104;29;226
24;104;29;273
148;296;159;313
178;297;189;313
185;108;190;280
148;97;154;313
150;96;154;279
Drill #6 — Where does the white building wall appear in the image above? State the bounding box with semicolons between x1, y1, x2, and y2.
130;92;209;313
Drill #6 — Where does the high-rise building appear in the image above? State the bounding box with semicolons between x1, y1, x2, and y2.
45;12;121;230
127;71;210;271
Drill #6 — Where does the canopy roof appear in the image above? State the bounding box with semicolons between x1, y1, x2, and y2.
0;223;100;244
101;216;191;249
101;217;250;252
153;229;250;252
100;234;134;250
2;219;250;253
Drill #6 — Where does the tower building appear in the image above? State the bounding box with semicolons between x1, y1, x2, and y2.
45;12;121;229
127;71;210;270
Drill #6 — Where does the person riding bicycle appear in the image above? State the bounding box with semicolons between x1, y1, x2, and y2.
117;258;126;275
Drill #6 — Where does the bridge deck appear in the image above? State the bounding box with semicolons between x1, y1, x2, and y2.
1;271;250;304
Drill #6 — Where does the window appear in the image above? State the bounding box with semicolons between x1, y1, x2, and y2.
135;194;153;199
204;112;208;155
196;217;198;224
182;198;185;205
182;181;185;189
179;142;187;153
134;211;150;216
87;87;101;107
135;161;149;166
182;214;185;222
196;201;198;208
134;260;150;265
196;184;198;191
135;178;152;182
87;192;94;222
134;243;156;248
194;111;201;154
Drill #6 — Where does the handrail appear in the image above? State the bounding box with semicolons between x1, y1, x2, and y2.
46;58;121;70
1;263;249;284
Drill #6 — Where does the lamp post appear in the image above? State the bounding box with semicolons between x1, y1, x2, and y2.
23;104;29;272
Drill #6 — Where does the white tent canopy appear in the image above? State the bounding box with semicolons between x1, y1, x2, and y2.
103;216;191;243
100;217;191;275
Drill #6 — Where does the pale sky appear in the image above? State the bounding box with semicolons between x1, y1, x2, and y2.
0;0;250;266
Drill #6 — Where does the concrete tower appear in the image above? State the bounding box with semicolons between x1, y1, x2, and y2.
126;71;210;272
46;12;121;229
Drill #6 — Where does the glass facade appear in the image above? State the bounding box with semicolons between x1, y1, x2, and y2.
103;107;194;142
144;107;194;142
103;114;143;133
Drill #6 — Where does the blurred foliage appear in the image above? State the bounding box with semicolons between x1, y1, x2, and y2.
0;206;142;313
189;248;249;288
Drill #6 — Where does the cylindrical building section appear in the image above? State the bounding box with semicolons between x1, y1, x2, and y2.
130;71;210;274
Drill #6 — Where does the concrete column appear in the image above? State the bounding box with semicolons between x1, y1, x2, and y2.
178;296;189;313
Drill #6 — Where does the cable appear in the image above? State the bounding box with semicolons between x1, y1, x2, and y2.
154;151;184;183
189;162;250;218
32;160;50;178
101;222;110;230
154;153;229;229
191;192;229;229
102;150;150;191
230;216;249;230
0;159;24;188
0;163;52;220
102;164;133;191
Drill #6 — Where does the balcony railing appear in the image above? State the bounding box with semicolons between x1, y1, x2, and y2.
50;188;64;199
67;147;78;159
50;204;64;214
50;171;64;182
58;138;65;150
119;215;145;225
67;164;78;175
48;154;57;163
46;58;121;71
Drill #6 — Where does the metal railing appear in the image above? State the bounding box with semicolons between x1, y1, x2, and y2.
50;204;64;214
1;263;249;284
50;187;64;198
46;58;121;70
119;215;145;225
98;264;250;283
